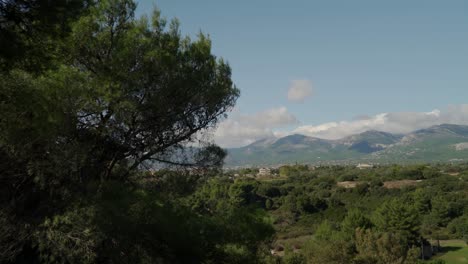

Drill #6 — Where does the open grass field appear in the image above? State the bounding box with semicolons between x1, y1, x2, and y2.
433;240;468;264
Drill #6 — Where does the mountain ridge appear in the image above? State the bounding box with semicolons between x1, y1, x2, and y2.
225;124;468;166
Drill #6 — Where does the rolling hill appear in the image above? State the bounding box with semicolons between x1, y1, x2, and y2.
225;124;468;166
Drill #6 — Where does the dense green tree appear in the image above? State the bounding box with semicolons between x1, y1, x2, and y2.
373;199;421;245
412;188;432;214
354;228;420;264
257;184;281;198
229;180;259;207
430;195;451;227
0;0;245;262
341;208;372;238
447;215;468;243
313;220;341;241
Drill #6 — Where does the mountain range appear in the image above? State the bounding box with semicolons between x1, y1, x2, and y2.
225;124;468;167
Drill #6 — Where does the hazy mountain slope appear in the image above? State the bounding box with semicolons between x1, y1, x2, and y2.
370;124;468;163
225;124;468;166
338;130;403;153
339;130;403;146
225;134;362;166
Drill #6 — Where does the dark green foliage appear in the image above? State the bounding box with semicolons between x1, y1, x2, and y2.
354;182;370;195
251;163;468;263
0;0;259;262
430;195;454;227
412;188;432;214
373;198;421;245
354;228;420;264
257;184;282;198
28;182;273;263
447;215;468;242
0;0;92;72
341;208;372;238
229;180;260;206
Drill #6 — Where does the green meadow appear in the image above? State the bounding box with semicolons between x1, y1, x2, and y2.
434;240;468;264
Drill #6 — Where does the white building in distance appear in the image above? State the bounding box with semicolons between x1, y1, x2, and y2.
356;163;373;169
257;167;271;177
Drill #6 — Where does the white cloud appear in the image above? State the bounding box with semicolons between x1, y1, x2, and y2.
213;104;468;148
213;107;298;147
287;79;313;102
293;105;468;139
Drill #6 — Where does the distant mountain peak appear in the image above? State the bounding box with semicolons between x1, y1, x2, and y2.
226;124;468;166
414;124;468;136
272;134;311;146
245;136;277;148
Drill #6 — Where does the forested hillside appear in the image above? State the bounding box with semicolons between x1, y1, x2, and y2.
225;164;468;264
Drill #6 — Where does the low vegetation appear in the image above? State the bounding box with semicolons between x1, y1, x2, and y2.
226;163;468;263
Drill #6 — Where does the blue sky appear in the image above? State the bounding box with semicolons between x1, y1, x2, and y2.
135;1;468;147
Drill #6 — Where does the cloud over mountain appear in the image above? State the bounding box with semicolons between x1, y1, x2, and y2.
213;107;298;147
293;105;468;139
213;104;468;148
